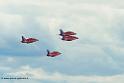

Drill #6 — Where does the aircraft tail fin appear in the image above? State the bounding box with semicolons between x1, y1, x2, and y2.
59;29;64;36
22;36;25;41
47;49;50;55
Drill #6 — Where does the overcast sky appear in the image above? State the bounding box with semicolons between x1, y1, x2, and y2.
0;0;124;83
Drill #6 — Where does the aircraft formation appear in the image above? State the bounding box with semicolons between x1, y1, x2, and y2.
21;29;78;57
59;29;78;41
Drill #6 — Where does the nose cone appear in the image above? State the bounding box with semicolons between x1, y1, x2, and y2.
36;39;39;41
75;37;79;39
73;33;76;35
70;32;76;35
57;52;61;55
58;52;61;55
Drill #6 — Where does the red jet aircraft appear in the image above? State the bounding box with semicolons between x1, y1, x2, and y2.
47;50;61;57
62;35;78;41
59;29;76;36
21;36;39;44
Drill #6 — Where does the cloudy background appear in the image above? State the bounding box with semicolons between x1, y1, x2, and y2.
0;0;124;83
